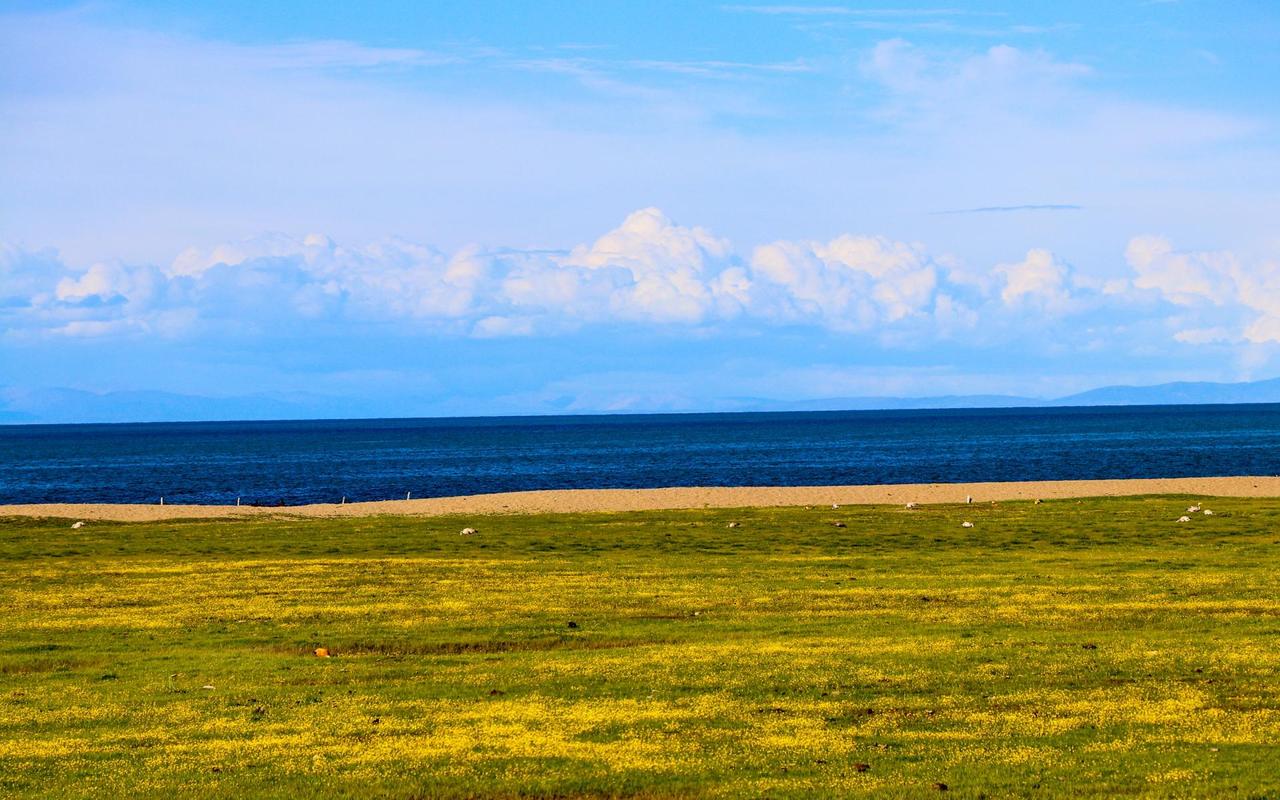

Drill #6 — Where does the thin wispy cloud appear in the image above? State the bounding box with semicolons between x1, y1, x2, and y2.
932;204;1084;215
520;55;814;84
721;5;1070;37
625;58;815;77
812;20;1066;35
249;40;457;70
721;5;993;17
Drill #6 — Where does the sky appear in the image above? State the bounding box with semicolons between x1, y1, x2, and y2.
2;0;1280;418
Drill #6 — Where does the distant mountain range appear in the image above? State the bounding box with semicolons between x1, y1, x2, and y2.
1051;378;1280;406
7;378;1280;425
727;394;1040;412
747;378;1280;413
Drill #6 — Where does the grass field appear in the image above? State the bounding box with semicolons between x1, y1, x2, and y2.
2;496;1279;798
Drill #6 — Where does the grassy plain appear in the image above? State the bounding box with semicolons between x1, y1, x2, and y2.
1;496;1278;798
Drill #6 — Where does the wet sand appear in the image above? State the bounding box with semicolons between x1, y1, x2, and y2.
4;476;1280;521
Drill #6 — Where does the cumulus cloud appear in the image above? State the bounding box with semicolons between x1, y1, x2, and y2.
748;235;947;330
996;249;1076;312
1127;236;1239;307
2;210;1273;356
561;207;737;323
1125;236;1280;344
5;209;759;338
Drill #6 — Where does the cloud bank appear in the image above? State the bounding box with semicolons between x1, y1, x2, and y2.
5;209;1276;356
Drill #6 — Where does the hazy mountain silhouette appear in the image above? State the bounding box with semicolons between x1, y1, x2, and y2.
6;378;1280;424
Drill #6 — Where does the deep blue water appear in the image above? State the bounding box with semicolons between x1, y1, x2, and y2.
3;404;1280;505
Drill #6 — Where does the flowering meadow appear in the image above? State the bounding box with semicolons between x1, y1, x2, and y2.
1;498;1278;797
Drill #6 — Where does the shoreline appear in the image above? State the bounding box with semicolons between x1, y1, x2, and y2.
3;475;1280;521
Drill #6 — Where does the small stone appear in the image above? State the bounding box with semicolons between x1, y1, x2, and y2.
201;684;215;690
460;527;478;535
567;620;579;629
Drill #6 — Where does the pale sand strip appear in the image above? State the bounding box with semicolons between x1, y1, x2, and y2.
3;476;1279;522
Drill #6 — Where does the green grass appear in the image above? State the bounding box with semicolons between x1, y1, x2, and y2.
1;495;1278;798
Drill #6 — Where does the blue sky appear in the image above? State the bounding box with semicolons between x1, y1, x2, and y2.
2;1;1280;417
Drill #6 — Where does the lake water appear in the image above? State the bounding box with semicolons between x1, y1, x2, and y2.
3;404;1280;504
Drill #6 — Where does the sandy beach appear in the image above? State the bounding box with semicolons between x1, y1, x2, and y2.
3;475;1279;521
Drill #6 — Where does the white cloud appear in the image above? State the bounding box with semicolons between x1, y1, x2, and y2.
748;235;943;330
6;210;959;339
55;262;161;305
996;248;1075;312
863;40;1092;117
4;211;1278;359
1173;326;1234;344
472;315;536;338
50;318;150;338
1125;235;1280;344
1127;235;1238;306
562;207;737;323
